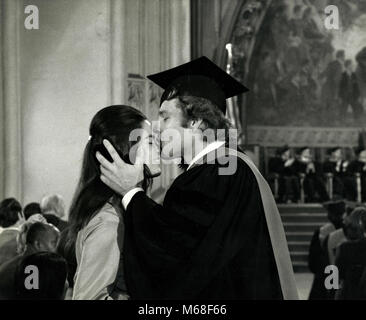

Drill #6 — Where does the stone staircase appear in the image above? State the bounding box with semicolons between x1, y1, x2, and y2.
278;204;328;273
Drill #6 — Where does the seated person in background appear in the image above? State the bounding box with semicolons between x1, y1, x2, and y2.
345;147;366;202
0;198;24;265
293;147;329;202
23;202;41;220
335;207;366;300
0;221;60;299
308;200;346;300
268;146;299;203
323;147;348;199
40;194;68;232
14;252;68;300
17;221;60;256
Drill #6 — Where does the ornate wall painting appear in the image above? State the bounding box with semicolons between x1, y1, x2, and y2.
230;0;366;147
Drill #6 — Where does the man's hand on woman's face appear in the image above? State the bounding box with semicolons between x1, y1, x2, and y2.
96;139;144;196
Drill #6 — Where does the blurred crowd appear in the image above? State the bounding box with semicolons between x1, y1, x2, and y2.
308;200;366;300
0;195;70;299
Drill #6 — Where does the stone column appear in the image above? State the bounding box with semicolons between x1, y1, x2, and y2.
109;0;126;104
0;0;22;200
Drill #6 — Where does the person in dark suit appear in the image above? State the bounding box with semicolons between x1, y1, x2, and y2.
0;252;68;300
268;146;299;202
346;147;366;202
308;200;346;300
335;207;366;300
0;221;61;299
323;147;349;199
339;60;363;122
293;147;329;202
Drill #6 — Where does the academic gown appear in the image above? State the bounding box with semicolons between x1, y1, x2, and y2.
123;148;297;300
308;224;335;300
346;160;366;201
335;238;366;300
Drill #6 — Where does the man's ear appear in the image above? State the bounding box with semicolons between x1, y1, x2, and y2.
189;119;203;129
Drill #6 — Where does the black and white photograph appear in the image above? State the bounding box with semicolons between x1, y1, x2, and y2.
1;0;366;309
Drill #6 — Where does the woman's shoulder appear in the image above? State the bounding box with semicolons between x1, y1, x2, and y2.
81;202;122;238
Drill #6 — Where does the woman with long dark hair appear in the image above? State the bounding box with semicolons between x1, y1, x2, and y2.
63;105;160;300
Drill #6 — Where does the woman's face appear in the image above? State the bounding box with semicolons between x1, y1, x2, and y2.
137;120;161;177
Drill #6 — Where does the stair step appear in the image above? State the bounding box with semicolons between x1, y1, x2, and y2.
278;204;326;214
291;252;309;263
284;222;323;232
292;261;310;273
280;213;328;223
277;204;327;273
286;232;313;242
288;241;310;251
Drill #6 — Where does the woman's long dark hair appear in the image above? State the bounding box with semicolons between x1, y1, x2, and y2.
62;105;152;259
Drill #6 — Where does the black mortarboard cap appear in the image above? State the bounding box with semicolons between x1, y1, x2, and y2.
276;145;290;156
296;146;310;155
327;146;341;155
147;56;249;114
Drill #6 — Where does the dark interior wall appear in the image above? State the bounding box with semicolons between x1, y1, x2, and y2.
190;0;242;66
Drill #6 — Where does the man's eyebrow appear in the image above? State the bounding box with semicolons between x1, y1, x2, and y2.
159;110;167;116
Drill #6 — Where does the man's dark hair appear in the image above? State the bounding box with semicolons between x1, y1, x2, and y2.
0;198;22;228
276;145;290;156
23;202;41;220
296;146;309;156
15;252;68;300
26;222;55;246
327;147;341;156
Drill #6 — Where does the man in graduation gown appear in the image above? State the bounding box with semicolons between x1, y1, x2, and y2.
346;147;366;202
96;57;298;300
293;147;329;203
322;147;348;199
268;146;299;203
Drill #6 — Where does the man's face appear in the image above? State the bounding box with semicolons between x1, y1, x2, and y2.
332;149;342;161
159;98;190;161
301;149;311;162
281;150;290;160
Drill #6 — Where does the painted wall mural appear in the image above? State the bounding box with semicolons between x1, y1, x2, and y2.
245;0;366;129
